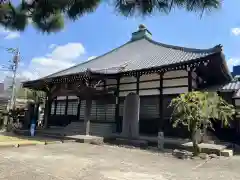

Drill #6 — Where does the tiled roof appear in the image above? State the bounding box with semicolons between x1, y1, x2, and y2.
221;81;240;91
221;76;240;91
45;37;222;79
234;89;240;98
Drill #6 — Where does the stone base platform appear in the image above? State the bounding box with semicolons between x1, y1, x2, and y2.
112;137;148;149
65;135;104;145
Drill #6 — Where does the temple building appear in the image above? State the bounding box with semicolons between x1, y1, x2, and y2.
23;25;232;138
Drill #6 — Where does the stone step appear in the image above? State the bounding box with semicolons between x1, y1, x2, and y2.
220;149;233;157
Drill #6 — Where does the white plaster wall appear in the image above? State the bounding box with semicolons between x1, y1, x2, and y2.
235;99;240;106
120;76;136;83
139;73;160;81
163;70;187;78
163;87;188;94
163;78;188;87
57;96;66;100
119;83;136;91
119;90;136;97
119;76;136;91
139;89;159;96
118;70;190;97
139;81;159;89
68;96;78;99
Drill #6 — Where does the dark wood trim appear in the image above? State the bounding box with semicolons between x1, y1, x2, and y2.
54;98;57;115
159;73;164;132
77;98;81;120
118;85;188;92
136;74;140;95
103;80;107;121
139;78;161;83
65;96;68;115
115;76;120;132
104;75;189;86
162;85;188;89
162;94;180;98
188;71;192;91
163;75;188;80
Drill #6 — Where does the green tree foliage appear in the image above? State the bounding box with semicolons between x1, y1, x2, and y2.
169;91;235;155
26;89;45;103
0;0;221;33
16;86;45;103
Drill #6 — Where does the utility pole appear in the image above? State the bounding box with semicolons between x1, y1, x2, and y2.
7;48;20;111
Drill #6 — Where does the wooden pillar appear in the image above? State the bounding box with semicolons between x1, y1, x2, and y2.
159;72;164;132
115;76;120;133
77;97;81;121
103;80;107;121
65;96;68;115
84;98;92;135
188;70;192;92
54;98;57;115
136;74;140;95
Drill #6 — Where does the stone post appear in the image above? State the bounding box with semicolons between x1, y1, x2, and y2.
84;99;92;136
158;131;164;150
122;93;140;139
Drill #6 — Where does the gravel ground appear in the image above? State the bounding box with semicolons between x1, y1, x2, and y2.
0;143;239;180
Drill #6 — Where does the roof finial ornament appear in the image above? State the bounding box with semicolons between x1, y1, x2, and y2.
139;24;146;31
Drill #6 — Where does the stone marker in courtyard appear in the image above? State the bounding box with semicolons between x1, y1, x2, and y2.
84;99;92;136
122;93;140;139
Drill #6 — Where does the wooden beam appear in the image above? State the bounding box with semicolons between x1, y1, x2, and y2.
65;96;68;115
136;74;140;95
77;97;81;121
115;76;120;133
159;73;164;132
188;70;192;92
54;98;57;115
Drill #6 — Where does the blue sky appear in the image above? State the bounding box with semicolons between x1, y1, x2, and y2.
0;1;240;81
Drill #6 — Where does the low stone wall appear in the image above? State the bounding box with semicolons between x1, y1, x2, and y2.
64;122;116;137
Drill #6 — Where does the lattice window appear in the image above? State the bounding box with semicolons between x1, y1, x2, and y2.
56;101;66;115
67;100;78;115
140;96;159;119
50;102;55;115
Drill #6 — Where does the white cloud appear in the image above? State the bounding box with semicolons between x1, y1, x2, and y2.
227;58;240;72
46;43;85;60
19;43;87;80
48;44;57;49
4;32;20;40
231;28;240;36
0;27;20;40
